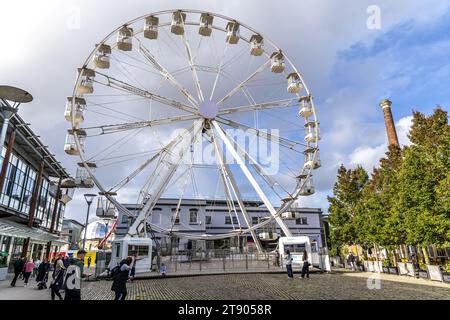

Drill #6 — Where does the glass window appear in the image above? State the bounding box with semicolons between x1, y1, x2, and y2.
128;245;149;258
252;217;259;225
205;216;211;225
189;209;198;223
171;208;180;224
296;217;308;225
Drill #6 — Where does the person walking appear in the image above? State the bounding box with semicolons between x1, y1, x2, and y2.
284;250;293;279
63;250;87;301
111;256;134;300
300;251;310;278
32;258;41;278
347;252;356;272
129;254;137;282
62;256;70;269
10;257;26;287
23;259;35;287
36;258;50;289
274;250;280;267
50;256;66;300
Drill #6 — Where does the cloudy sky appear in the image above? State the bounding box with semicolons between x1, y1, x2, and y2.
1;0;449;224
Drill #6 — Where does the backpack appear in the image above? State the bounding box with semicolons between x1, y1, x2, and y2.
110;265;121;278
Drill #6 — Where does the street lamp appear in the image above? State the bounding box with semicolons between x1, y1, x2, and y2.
82;193;97;250
0;86;33;151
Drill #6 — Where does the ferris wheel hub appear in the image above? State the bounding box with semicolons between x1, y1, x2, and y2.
199;99;219;119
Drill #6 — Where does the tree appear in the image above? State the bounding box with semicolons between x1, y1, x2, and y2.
328;165;369;254
394;108;450;263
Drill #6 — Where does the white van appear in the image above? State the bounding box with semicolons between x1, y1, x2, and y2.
278;236;312;269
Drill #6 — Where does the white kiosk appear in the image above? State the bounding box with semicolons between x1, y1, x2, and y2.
110;237;153;273
278;236;312;269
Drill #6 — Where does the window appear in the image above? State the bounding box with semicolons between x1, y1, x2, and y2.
225;216;238;224
171;208;180;224
296;217;308;225
205;216;212;225
151;211;160;224
121;214;128;224
115;243;121;258
189;209;198;224
251;217;259;225
128;245;149;257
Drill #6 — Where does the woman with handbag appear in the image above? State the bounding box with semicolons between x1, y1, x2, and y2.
300;251;310;278
50;257;66;300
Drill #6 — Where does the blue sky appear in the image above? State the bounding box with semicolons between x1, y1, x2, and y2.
0;0;449;221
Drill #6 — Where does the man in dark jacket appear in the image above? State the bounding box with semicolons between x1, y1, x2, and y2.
64;250;86;300
111;256;134;300
10;257;26;287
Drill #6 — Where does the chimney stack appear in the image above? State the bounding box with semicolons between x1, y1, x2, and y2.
379;99;399;147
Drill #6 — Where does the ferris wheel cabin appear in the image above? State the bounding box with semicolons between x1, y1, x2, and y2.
225;21;240;44
77;68;95;94
144;16;159;40
64;97;85;125
199;13;214;37
93;44;111;69
249;34;264;56
117;26;133;51
171;11;186;35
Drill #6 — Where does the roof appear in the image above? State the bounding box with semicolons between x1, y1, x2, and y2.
0;112;70;179
0;218;68;245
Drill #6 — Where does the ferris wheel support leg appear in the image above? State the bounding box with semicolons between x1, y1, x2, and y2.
212;121;292;237
210;130;264;253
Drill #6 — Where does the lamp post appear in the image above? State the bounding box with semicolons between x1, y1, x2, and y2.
0;86;33;154
82;193;97;250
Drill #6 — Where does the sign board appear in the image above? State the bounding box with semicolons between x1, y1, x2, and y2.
427;265;443;282
406;263;415;277
398;262;408;275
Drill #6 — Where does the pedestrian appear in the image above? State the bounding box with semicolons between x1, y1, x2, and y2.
36;258;50;289
63;250;86;301
87;256;92;268
10;257;26;287
62;256;70;269
347;252;356;272
111;256;134;300
50;256;66;300
32;258;41;278
274;250;280;267
23;258;35;287
129;254;137;281
160;263;167;277
284;250;293;279
300;251;310;278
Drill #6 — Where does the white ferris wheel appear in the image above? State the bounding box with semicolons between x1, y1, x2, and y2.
64;9;321;250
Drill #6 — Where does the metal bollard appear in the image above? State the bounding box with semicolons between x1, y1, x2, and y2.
245;252;248;270
267;253;270;269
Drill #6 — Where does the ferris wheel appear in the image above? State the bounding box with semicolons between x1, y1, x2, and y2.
64;9;321;249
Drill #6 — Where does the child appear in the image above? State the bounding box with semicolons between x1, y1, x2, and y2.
160;263;167;277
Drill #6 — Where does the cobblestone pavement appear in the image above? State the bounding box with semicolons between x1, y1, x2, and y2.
83;271;450;300
1;271;449;300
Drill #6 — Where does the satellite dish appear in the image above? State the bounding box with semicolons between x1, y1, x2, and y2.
0;85;33;103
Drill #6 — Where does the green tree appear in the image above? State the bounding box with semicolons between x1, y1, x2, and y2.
328;165;369;254
394;108;450;262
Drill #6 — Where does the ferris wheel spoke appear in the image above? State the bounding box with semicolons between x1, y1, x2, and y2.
211;121;292;237
209;129;264;253
216;60;270;105
136;39;199;107
94;71;198;115
218;98;299;116
81;114;200;136
215;116;308;150
128;120;203;236
108;121;198;193
180;17;205;102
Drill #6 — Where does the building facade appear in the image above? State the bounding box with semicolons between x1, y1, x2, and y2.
60;219;84;250
115;198;327;254
0;113;73;269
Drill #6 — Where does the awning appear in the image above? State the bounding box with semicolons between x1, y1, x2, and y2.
0;219;68;245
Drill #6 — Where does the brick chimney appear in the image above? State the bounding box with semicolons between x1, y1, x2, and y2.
379;99;399;147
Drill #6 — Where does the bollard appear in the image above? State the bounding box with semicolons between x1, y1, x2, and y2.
267;253;270;269
246;251;248;270
200;254;202;272
223;251;226;271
